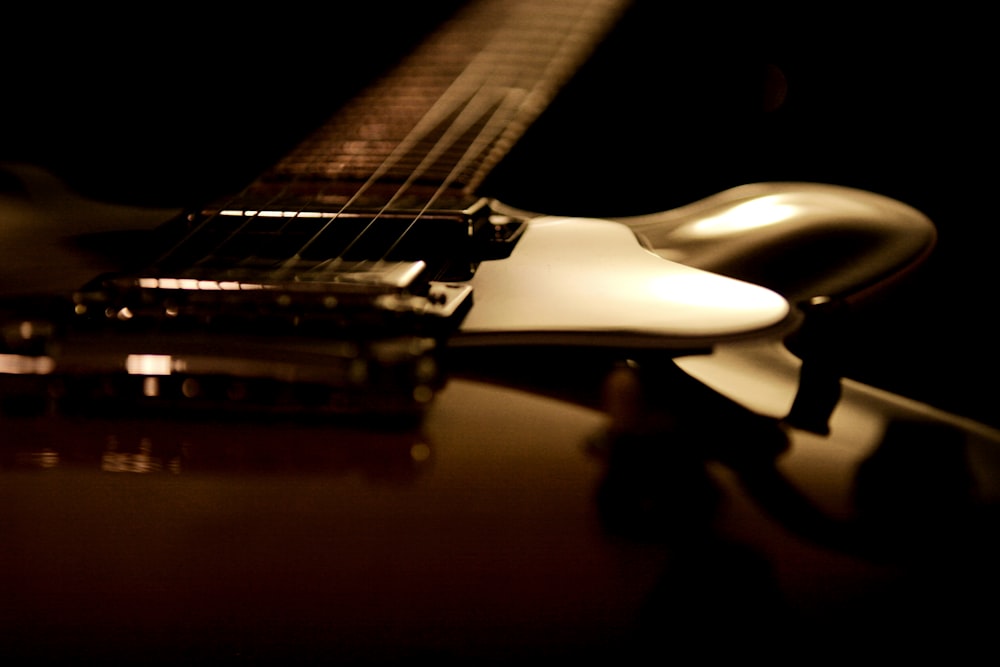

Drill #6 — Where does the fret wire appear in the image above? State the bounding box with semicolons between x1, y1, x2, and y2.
330;83;502;264
314;0;624;265
343;67;539;259
380;0;630;262
379;87;526;263
292;2;542;265
276;0;626;189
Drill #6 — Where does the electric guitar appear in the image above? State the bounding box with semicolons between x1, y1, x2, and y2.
2;0;998;662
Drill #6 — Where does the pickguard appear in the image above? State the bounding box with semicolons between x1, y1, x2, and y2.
457;214;793;348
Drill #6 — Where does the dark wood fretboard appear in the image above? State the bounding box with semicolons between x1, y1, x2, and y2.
239;0;630;212
153;0;631;285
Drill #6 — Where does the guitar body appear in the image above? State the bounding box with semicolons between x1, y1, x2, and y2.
2;0;997;662
1;377;634;661
4;340;998;663
3;164;996;664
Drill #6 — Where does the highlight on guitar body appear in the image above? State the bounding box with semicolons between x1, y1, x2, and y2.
1;0;997;662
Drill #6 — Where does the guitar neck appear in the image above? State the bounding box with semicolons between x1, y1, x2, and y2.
234;0;630;213
113;2;635;314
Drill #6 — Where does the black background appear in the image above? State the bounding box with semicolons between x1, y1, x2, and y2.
2;2;996;427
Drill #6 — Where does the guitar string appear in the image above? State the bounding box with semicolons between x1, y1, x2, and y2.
295;86;495;267
291;0;613;267
143;5;485;275
292;4;526;269
381;0;625;262
152;1;587;272
311;0;615;270
147;0;623;280
211;9;499;267
376;87;527;265
332;60;532;265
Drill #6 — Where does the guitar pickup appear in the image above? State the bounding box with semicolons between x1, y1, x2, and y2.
112;260;431;296
73;263;473;340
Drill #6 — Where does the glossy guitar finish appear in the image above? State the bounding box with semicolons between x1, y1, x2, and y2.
2;0;999;662
1;379;633;661
4;310;999;662
3;165;996;664
621;181;938;305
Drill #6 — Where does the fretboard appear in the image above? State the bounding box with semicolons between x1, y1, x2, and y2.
239;0;630;213
151;0;631;286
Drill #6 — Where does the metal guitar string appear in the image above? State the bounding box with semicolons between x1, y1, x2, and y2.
381;0;623;261
298;63;511;264
366;0;629;267
343;69;533;262
296;1;536;268
148;0;626;277
143;5;488;274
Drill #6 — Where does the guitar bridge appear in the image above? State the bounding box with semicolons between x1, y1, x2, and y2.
0;197;529;418
0;267;472;418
